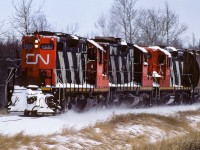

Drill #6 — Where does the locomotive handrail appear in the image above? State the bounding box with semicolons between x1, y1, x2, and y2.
7;67;193;94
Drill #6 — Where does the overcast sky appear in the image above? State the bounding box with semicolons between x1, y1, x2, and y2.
0;0;199;43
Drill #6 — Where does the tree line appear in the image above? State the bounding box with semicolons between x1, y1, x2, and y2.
0;0;199;108
95;0;199;49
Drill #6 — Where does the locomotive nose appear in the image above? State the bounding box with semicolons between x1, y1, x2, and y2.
21;34;56;86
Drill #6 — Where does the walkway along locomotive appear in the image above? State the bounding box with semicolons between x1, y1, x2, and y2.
6;31;200;115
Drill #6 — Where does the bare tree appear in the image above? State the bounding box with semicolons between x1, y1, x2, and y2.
0;21;6;42
95;13;121;37
163;2;187;46
198;40;200;50
188;33;200;50
96;1;187;47
137;9;164;45
137;3;187;47
95;14;108;36
63;23;79;34
11;0;34;35
10;0;45;35
111;0;138;43
95;0;138;43
31;13;51;32
191;33;197;49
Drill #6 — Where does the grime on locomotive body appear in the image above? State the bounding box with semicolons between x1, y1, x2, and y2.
6;31;200;115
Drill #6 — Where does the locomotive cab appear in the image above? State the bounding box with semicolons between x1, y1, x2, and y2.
133;45;151;86
142;46;172;104
144;46;171;87
21;32;57;86
7;31;110;115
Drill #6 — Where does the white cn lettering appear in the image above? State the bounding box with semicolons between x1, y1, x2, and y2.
26;54;50;65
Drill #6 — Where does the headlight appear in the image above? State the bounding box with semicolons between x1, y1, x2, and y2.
35;39;39;43
34;44;39;48
27;96;37;104
45;96;56;108
40;70;47;78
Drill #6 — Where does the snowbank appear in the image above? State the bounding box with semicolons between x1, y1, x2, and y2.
1;103;200;135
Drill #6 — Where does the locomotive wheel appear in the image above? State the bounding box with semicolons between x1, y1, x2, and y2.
76;99;87;112
160;92;175;105
174;93;183;105
161;93;172;105
111;94;121;107
61;99;68;113
127;96;140;107
24;110;30;116
165;98;174;105
68;102;72;110
24;110;38;116
182;92;191;104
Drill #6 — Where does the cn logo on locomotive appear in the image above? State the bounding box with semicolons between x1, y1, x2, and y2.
26;54;50;65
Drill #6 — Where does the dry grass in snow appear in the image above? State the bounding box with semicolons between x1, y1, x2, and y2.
1;107;200;149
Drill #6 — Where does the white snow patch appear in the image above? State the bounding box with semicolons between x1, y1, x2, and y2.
134;44;148;53
143;62;148;66
146;126;166;143
152;71;162;78
117;124;183;143
71;35;79;40
87;39;105;52
153;82;160;87
186;116;200;129
55;146;70;150
149;46;171;57
51;135;101;147
109;81;140;87
187;116;200;122
115;144;132;150
27;85;39;88
117;124;145;135
1;103;200;135
165;47;177;52
56;83;94;88
94;128;101;134
119;39;127;46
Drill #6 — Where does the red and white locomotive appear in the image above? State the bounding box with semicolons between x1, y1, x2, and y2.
6;31;200;115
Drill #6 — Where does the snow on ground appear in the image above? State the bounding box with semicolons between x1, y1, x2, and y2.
186;115;200;129
116;124;183;143
1;103;200;136
51;135;101;148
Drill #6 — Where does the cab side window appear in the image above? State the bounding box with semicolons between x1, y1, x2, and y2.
57;42;64;51
88;47;96;61
158;55;165;64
